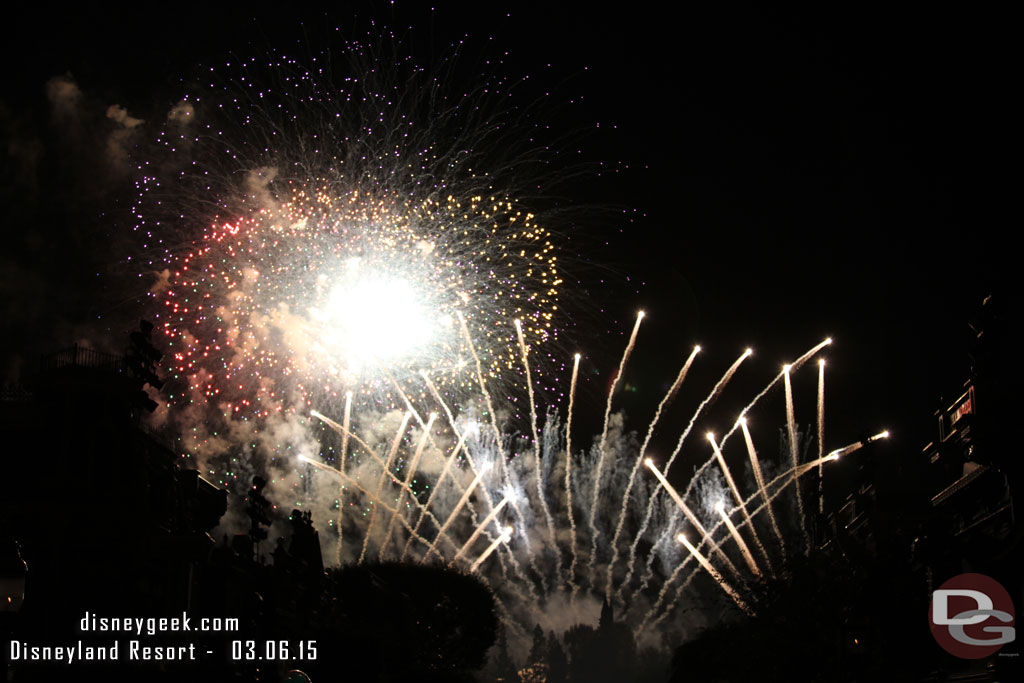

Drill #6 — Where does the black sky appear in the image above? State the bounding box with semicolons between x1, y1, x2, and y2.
1;3;1009;489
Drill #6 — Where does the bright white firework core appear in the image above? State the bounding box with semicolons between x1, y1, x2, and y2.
319;271;435;369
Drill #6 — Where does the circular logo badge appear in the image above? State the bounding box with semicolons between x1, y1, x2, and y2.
929;573;1016;659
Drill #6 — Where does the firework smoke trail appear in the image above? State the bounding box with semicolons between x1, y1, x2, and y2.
739;417;786;554
420;371;510;578
326;435;482;566
471;527;514;574
311;410;461;562
644;459;743;581
667;347;752;474
606;345;700;601
380;362;431;431
418;371;539;604
359;410;413;565
783;364;812;552
634;521;747;636
380;412;437;560
638;465;801;637
565;352;581;601
379;364;500;557
817;358;826;514
418;374;541;611
422;465;487;563
642;433;888;635
348;395;528;598
335;391;353;565
640;448;832;636
515;318;563;587
707;432;772;573
621;347;750;601
587;311;645;582
299;456;436;554
314;324;876;644
456;310;535;577
715;502;761;577
420;362;542;606
400;425;472;561
451;497;510;566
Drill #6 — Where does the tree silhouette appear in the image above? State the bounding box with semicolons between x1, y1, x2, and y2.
487;627;518;682
316;562;497;681
565;601;638;682
545;631;569;683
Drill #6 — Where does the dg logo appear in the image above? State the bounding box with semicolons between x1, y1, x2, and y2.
929;573;1016;659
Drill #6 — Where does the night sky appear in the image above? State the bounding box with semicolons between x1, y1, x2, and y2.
1;4;1008;489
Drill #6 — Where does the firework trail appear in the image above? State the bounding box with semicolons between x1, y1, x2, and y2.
471;527;514;574
458;311;501;438
380;412;437;559
639;432;888;636
420;371;511;578
336;391;352;565
451;497;510;566
310;409;466;562
707;432;771;572
456;310;541;591
653;340;830;571
516;319;563;587
401;424;472;561
359;410;412;565
637;462;807;636
423;465;487;563
619;347;750;603
605;345;699;601
644;459;743;581
713;339;832;450
565;352;581;600
627;340;829;612
715;501;761;577
631;341;830;610
739;417;786;554
632;522;678;600
784;364;812;552
299;455;436;554
240;317;882;655
817;358;826;514
587;310;645;583
418;368;544;607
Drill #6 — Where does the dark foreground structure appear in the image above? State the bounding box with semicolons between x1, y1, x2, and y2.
1;338;497;682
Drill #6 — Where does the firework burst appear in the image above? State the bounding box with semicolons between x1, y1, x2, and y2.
127;32;887;661
132;36;576;479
